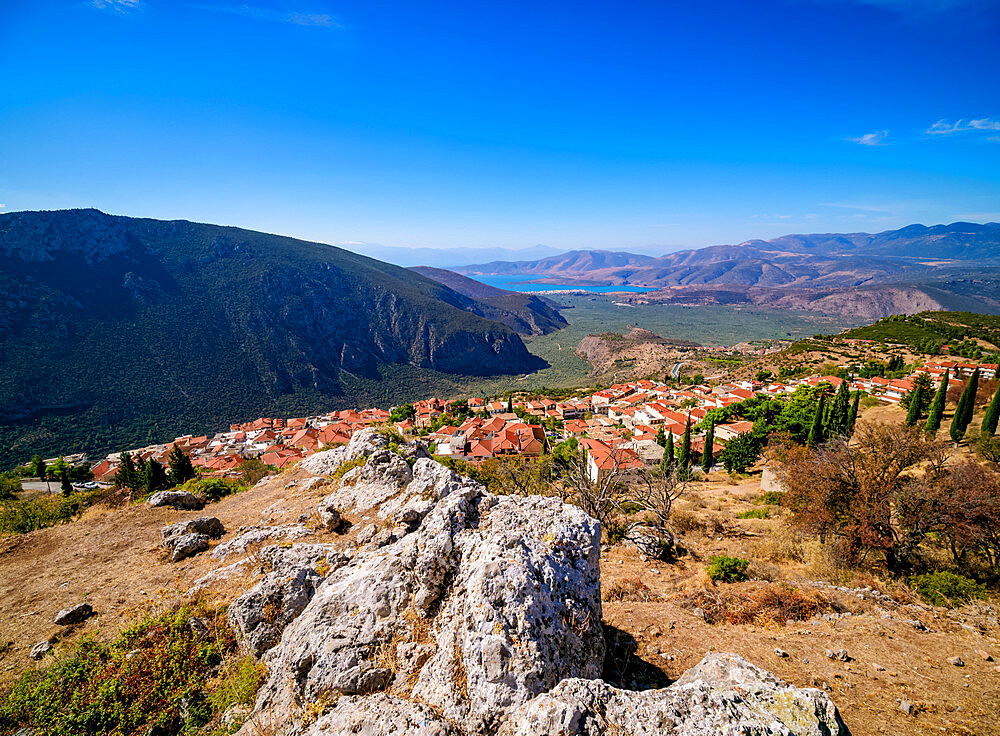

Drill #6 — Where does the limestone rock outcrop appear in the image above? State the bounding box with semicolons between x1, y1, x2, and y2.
500;652;848;736
230;443;848;736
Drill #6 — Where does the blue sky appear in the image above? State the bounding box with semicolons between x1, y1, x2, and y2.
1;0;999;254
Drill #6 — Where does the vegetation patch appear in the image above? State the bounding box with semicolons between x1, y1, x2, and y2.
707;554;750;583
0;601;257;736
683;582;828;626
737;508;769;519
0;491;103;536
603;577;662;602
911;571;988;608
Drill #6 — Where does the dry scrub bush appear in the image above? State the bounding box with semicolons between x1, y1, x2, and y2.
682;582;828;626
749;533;805;563
603;577;662;602
670;509;702;534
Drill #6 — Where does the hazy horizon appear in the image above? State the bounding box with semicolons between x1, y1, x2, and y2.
2;0;998;252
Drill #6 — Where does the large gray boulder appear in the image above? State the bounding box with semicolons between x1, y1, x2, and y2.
162;517;225;562
238;484;604;735
333;450;413;512
500;652;849;736
229;566;324;657
148;490;204;510
298;428;389;476
229;543;350;657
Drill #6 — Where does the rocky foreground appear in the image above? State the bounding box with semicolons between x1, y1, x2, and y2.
186;429;850;736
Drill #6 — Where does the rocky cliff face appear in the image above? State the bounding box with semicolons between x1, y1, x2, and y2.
0;209;549;465
213;430;849;736
409;266;569;336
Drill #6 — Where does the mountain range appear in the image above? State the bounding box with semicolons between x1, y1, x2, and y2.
0;209;561;466
453;222;1000;319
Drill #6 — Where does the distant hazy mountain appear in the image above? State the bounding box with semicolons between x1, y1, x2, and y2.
0;209;547;465
409;266;568;335
340;242;563;268
456;223;1000;288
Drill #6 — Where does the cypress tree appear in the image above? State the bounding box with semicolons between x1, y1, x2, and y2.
678;416;692;479
925;370;948;433
982;380;1000;436
115;452;137;490
950;368;979;442
168;446;196;485
808;393;826;448
663;431;675;470
146;459;169;493
655;426;666;447
506;396;513;413
827;381;850;435
701;422;714;474
59;467;73;496
847;391;861;434
30;454;46;480
905;384;924;425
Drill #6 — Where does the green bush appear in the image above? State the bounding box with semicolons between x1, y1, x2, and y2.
737;508;769;519
756;491;784;505
605;519;630;545
0;492;98;535
179;477;244;503
0;602;251;736
911;571;987;608
707;554;750;583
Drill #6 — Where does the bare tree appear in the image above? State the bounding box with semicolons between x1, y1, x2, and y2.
627;466;686;531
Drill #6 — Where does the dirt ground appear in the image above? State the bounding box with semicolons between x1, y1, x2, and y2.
601;473;1000;736
1;465;998;736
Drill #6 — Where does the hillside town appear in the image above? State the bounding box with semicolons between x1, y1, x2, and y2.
75;355;996;486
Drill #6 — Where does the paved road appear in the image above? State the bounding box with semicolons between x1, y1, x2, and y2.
18;481;107;493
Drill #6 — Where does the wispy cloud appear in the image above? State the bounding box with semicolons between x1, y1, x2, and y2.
847;130;889;146
925;117;1000;138
820;202;894;215
195;4;340;27
92;0;142;11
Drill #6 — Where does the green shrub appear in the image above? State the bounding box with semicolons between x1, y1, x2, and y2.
756;491;784;506
208;655;265;718
0;602;251;736
911;571;987;608
707;554;750;583
180;477;244;503
605;519;630;545
738;508;769;519
0;492;98;535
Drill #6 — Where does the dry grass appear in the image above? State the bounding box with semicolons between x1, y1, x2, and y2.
680;581;829;626
603;577;662;602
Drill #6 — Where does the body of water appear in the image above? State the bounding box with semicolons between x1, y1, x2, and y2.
468;274;654;293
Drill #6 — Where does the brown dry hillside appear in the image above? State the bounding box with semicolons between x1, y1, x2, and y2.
1;434;998;735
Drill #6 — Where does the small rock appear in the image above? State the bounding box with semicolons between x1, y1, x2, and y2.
774;648;789;658
29;640;51;659
692;607;705;620
316;498;342;532
976;649;993;662
948;656;965;667
900;700;913;715
872;663;885;671
54;602;93;626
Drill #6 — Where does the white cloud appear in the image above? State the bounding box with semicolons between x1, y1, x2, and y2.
847;130;889;146
925;118;1000;137
195;4;340;27
92;0;142;11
